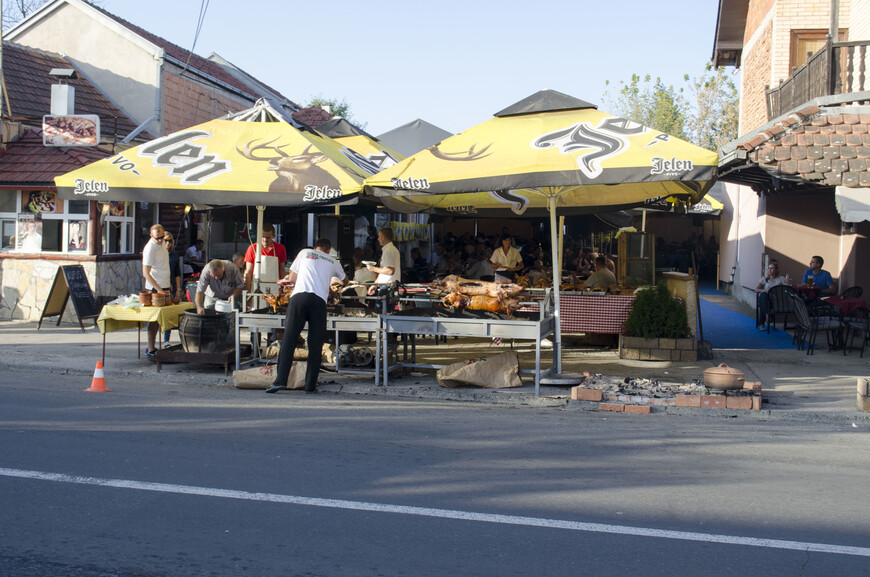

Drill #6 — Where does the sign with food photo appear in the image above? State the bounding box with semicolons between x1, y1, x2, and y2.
24;191;57;213
42;114;100;147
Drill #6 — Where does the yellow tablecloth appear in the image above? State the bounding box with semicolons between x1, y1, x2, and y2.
97;303;194;334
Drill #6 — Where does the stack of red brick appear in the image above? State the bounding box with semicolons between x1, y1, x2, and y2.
570;382;763;413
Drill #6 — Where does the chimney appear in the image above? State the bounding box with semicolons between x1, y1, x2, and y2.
51;84;75;115
48;68;78;114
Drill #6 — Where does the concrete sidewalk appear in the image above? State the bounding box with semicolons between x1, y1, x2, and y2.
2;312;868;424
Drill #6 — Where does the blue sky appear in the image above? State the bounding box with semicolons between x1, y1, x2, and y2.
99;0;727;136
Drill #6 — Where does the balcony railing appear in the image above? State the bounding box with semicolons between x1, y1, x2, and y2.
766;39;870;119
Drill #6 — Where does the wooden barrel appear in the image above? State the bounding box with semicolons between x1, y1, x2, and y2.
179;311;235;353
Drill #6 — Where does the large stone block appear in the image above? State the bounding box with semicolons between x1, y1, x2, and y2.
680;350;698;361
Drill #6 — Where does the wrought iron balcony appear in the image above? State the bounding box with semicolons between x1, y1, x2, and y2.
766;39;870;120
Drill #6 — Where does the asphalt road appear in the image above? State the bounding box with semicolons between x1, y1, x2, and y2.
1;371;868;577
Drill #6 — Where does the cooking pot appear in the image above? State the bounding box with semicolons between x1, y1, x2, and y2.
703;363;746;390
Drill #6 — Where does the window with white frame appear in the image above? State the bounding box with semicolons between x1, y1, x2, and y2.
0;191;16;250
100;201;135;254
0;190;134;254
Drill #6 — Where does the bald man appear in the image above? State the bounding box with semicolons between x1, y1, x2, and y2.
142;224;170;357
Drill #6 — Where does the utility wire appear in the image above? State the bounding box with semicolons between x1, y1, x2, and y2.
179;0;210;78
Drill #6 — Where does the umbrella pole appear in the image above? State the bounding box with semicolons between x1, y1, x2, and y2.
548;195;563;374
253;205;265;293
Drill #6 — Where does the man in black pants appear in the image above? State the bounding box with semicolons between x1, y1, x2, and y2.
265;238;347;394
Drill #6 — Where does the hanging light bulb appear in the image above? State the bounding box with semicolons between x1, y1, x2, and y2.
184;205;192;214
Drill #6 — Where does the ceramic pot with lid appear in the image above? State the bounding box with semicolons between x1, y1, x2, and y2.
703;363;746;390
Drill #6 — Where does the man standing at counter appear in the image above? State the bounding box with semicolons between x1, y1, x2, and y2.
366;227;400;295
142;224;170;358
194;259;245;314
244;223;287;292
490;233;523;282
266;238;347;394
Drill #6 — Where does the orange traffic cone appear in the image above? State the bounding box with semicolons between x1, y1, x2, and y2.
84;361;112;392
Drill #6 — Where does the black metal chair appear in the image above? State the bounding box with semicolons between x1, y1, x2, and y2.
840;286;863;299
844;307;870;357
765;284;798;333
789;292;845;355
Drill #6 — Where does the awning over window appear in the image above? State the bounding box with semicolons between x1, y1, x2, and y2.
835;186;870;223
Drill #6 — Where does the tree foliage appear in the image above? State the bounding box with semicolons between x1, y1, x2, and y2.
603;74;687;140
306;95;367;130
603;64;739;152
685;63;740;151
3;0;48;31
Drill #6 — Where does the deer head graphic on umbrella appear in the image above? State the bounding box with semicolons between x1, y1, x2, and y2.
237;137;342;199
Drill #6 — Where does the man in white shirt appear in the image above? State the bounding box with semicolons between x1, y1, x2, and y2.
366;227;400;296
265;238;347;394
142;224;171;357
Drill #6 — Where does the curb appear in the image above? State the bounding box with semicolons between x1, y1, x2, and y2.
4;363;869;425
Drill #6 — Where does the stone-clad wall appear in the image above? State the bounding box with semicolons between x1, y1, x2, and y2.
0;258;142;322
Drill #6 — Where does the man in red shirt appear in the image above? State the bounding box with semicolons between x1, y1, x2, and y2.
244;222;287;292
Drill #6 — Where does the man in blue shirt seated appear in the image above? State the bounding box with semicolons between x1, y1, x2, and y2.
801;255;838;296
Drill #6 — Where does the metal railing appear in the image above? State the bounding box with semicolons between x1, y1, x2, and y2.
766;39;870;119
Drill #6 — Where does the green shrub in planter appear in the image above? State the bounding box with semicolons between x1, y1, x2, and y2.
623;283;690;339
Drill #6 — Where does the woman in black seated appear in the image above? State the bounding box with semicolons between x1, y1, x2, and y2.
755;261;786;330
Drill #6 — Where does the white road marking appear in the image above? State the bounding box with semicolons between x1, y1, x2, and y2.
2;467;868;557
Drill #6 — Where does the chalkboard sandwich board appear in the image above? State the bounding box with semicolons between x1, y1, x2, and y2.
38;265;99;332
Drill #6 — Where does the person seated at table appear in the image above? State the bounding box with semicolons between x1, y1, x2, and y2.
408;247;430;283
465;249;495;281
574;250;594;278
527;259;550;286
802;255;838;296
755;261;786;330
431;243;449;278
184;239;205;275
195;259;245;314
352;255;377;297
578;256;617;290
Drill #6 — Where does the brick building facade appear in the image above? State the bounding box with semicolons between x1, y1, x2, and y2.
713;0;870;308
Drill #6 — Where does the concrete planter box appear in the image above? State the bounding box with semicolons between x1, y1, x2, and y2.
618;335;697;362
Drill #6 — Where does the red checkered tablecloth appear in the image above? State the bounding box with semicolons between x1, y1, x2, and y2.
559;294;635;334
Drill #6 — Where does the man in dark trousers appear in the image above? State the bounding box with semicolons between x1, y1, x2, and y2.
265;238;347;394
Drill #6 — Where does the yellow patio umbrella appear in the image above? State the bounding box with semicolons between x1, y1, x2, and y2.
316;117;405;171
56;117;368;206
55;99;371;291
366;89;719;376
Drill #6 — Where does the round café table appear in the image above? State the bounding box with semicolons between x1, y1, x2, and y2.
823;295;868;317
791;284;821;300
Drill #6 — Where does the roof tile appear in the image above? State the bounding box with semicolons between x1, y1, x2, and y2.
3;41;150;142
0;128;111;185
